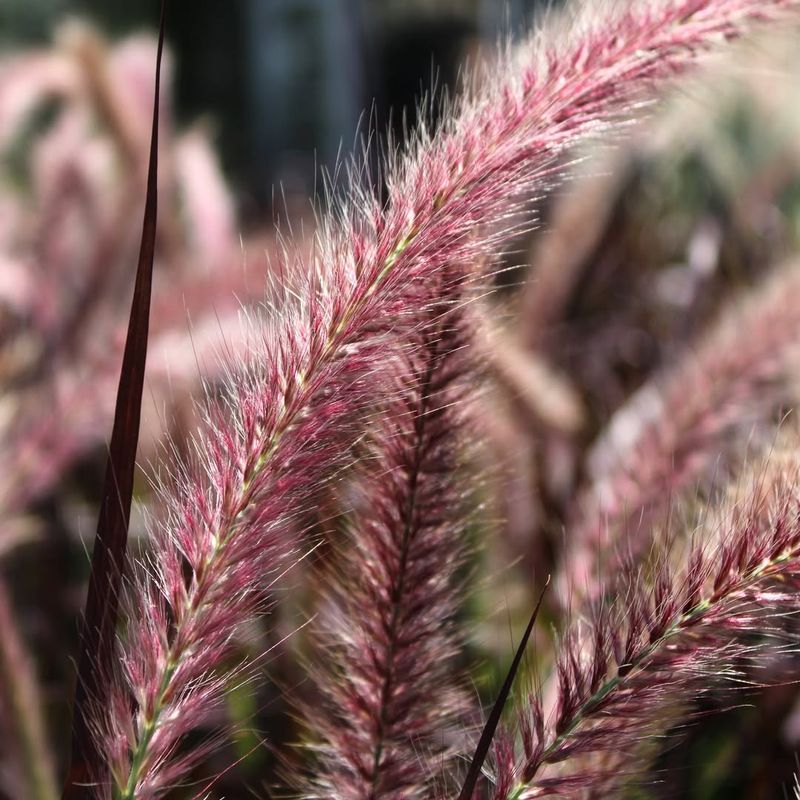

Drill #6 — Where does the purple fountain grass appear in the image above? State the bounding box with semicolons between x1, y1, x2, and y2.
300;269;473;800
94;1;800;795
493;442;800;798
561;260;800;606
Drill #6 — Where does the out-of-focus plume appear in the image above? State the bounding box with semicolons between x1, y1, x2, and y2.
561;260;800;605
0;23;261;542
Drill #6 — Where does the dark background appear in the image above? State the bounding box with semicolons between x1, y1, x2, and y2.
0;0;550;213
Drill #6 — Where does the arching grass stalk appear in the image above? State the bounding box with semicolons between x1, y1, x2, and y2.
100;1;800;795
112;226;421;800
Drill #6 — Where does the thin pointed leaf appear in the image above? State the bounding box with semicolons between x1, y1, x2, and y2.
62;4;166;797
457;578;550;800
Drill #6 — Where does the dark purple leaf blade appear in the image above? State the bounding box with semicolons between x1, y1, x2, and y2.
62;3;166;797
457;577;550;800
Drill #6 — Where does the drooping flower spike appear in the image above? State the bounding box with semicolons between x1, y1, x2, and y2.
562;260;800;606
98;1;800;795
495;436;800;798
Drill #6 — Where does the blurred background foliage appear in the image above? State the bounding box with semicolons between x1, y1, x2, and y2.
1;0;545;214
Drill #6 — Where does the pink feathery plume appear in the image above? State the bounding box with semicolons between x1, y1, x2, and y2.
301;268;472;800
562;260;800;606
99;1;800;795
493;444;800;798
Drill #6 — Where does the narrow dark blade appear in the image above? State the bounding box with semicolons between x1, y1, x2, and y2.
456;578;549;800
62;3;166;797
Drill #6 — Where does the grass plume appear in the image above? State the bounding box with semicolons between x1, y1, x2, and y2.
89;0;800;795
494;440;800;797
300;268;473;799
563;261;800;605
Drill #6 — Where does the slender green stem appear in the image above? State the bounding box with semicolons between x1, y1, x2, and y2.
116;662;177;800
